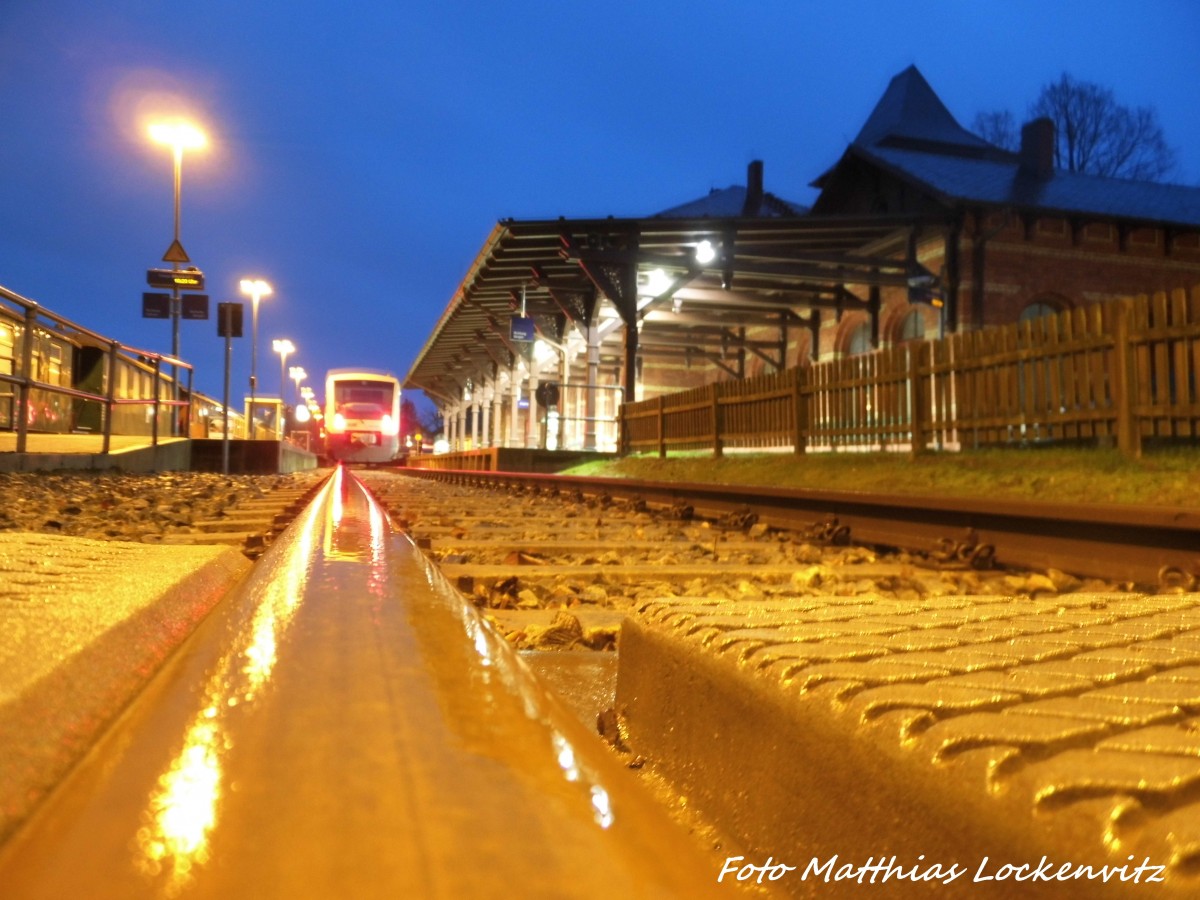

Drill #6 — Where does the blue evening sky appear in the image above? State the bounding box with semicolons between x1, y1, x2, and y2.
1;1;1198;413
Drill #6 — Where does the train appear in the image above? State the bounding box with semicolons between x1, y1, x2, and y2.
322;368;402;463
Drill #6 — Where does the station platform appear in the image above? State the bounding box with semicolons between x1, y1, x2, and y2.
406;446;614;473
0;434;317;474
0;434;191;473
620;590;1200;896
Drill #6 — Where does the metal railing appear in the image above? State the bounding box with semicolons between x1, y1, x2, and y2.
0;283;193;454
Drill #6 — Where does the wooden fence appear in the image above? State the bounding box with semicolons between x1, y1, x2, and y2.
619;288;1200;458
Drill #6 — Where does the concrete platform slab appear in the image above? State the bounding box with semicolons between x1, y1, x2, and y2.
0;533;251;843
617;590;1200;897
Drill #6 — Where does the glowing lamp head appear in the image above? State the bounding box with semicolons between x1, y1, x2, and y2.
240;279;273;302
331;412;347;433
149;121;207;152
381;414;399;436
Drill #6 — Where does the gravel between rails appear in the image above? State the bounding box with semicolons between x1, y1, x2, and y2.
0;470;321;544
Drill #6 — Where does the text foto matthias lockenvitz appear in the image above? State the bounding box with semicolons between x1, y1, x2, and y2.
718;854;1167;887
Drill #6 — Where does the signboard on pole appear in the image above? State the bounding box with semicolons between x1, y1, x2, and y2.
147;267;205;291
218;302;244;338
142;292;170;319
181;294;209;320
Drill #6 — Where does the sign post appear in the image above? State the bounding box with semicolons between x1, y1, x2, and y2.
218;302;244;474
146;264;205;436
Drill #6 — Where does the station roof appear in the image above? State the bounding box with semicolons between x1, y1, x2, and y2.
403;211;940;402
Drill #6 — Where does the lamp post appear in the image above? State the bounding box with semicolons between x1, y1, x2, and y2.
148;120;205;434
289;365;307;406
240;279;272;438
273;338;295;437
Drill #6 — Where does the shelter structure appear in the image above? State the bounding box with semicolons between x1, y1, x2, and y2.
406;66;1200;456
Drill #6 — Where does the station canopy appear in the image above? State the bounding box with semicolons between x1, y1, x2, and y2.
405;210;946;403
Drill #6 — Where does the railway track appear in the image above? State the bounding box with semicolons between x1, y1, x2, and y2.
0;465;734;899
351;468;1200;897
358;470;1088;657
7;465;1200;897
391;468;1200;589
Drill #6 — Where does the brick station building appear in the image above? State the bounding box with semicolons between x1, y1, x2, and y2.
406;66;1200;454
803;65;1200;368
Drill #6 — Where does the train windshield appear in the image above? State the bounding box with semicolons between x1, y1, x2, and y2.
333;380;395;416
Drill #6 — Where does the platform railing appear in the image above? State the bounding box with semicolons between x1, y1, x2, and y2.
0;283;193;454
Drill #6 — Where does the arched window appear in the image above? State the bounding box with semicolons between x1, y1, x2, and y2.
846;322;873;356
896;309;925;344
1019;300;1062;323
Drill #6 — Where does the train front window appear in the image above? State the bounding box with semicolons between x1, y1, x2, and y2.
333;381;394;413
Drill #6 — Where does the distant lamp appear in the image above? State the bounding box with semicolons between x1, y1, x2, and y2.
289;365;307;404
906;268;944;309
694;240;716;265
273;338;295;407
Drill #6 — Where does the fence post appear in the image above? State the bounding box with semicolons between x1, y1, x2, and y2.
792;367;808;455
102;340;119;455
656;394;666;458
909;342;930;457
15;307;36;454
151;357;161;447
710;382;724;458
1113;300;1142;458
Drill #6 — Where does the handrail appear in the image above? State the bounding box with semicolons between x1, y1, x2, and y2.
1;282;195;452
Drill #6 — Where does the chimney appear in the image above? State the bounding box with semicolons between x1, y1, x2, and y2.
741;160;764;215
1019;118;1055;179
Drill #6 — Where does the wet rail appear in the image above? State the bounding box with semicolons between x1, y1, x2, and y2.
0;467;732;899
400;469;1200;589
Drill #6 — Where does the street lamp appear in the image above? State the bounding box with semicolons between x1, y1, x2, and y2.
273;338;295;436
289;365;307;405
241;278;272;437
148;119;206;433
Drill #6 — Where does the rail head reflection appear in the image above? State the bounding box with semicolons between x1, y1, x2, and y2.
133;471;328;893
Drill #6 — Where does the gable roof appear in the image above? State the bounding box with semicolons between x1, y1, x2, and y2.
653;185;808;218
654;161;809;218
818;64;1200;230
858;143;1200;229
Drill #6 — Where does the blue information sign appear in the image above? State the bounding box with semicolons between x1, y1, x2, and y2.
510;316;535;341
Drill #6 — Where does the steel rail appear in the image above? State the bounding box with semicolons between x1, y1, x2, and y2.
404;468;1200;588
0;466;731;899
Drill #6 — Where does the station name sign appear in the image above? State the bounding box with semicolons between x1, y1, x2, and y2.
510;315;535;342
147;267;205;291
142;292;209;320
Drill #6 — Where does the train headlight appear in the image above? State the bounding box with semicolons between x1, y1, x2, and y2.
331;412;347;433
381;414;399;436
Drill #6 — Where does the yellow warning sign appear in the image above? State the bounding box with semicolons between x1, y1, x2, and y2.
162;240;190;263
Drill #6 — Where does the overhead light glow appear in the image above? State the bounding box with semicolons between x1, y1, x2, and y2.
149;121;207;152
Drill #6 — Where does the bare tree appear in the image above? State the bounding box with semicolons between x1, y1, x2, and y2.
971;109;1018;152
973;73;1177;182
